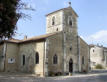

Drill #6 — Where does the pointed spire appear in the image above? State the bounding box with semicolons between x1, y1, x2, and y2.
68;1;71;7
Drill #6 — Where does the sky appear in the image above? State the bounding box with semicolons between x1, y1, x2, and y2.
16;0;107;46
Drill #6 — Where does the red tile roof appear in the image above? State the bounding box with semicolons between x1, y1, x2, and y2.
0;31;61;44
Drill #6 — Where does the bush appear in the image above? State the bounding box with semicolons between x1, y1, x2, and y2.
49;72;62;76
95;64;104;69
49;72;55;76
55;72;62;76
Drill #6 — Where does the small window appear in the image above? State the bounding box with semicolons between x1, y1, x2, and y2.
82;56;85;64
22;55;25;66
70;47;72;51
93;49;95;52
35;52;39;64
53;54;58;64
56;28;58;31
70;45;72;51
52;17;55;25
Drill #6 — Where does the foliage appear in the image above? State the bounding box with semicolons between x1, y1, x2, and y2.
0;0;20;39
95;64;104;69
0;0;34;40
49;72;62;76
49;71;55;76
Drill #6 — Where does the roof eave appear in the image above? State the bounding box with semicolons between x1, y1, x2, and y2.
19;38;46;44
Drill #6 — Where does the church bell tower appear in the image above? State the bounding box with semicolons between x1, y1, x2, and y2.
46;2;78;36
46;2;79;74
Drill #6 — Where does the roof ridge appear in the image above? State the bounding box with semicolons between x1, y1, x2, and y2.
46;7;78;17
23;31;61;41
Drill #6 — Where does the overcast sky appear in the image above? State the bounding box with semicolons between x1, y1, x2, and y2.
16;0;107;46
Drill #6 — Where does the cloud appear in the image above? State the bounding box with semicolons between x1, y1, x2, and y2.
81;30;107;46
64;1;69;7
90;30;107;40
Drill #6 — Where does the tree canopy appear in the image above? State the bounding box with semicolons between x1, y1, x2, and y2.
0;0;22;39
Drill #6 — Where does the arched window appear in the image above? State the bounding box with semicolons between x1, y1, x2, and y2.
82;56;85;64
52;17;55;25
35;52;39;64
68;16;72;26
69;20;72;26
22;55;25;66
53;54;58;64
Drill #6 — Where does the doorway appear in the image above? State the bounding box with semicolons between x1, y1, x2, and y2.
69;58;73;73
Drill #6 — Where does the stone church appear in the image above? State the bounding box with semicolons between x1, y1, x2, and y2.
0;3;90;77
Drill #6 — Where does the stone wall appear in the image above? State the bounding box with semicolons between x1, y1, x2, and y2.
63;8;78;35
46;11;63;33
18;41;45;77
46;32;64;74
103;48;107;67
79;37;89;72
5;43;19;72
